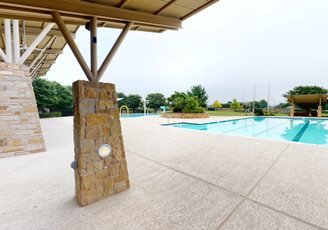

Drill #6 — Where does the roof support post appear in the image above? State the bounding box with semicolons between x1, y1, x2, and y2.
28;35;56;71
4;19;12;63
90;17;97;80
12;19;20;64
97;22;133;82
19;22;55;64
52;11;94;81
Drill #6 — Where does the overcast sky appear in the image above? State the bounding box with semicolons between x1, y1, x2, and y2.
46;0;328;105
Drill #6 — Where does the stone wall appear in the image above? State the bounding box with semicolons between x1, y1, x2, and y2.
161;112;209;119
0;62;45;158
73;80;129;206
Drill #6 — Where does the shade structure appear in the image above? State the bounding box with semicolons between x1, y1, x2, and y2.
0;0;218;77
287;94;327;104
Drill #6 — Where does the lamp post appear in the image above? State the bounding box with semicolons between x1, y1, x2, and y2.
143;99;148;116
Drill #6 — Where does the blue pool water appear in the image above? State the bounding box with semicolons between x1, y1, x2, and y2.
120;113;159;118
164;117;328;145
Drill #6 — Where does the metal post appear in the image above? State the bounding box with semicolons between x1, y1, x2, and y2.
97;22;133;82
19;22;55;64
252;83;256;114
90;17;97;79
52;11;94;81
267;81;270;113
13;20;20;64
4;19;12;63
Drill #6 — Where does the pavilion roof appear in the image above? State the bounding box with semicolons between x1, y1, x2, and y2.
287;94;327;104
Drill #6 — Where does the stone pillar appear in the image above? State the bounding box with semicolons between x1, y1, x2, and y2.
73;80;129;206
318;106;322;117
290;105;295;117
0;62;45;158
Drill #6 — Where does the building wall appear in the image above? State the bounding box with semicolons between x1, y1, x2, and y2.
0;62;45;158
73;80;129;206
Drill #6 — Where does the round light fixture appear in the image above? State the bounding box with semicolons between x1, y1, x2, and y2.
97;144;112;159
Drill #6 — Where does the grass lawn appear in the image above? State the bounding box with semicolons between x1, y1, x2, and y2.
207;110;290;117
207;110;248;116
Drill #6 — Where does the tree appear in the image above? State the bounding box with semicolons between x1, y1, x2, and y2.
32;78;59;110
126;94;142;112
32;78;73;111
167;92;204;113
249;99;268;109
230;98;242;110
116;92;127;108
53;84;73;109
167;92;187;112
211;100;222;110
146;93;166;112
187;85;208;108
283;86;327;97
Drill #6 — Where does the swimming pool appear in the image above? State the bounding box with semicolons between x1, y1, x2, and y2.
120;113;159;118
164;117;328;145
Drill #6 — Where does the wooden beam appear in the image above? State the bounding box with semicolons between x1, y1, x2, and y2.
0;0;182;30
25;59;55;65
31;49;63;55
52;11;94;82
118;0;130;8
155;0;178;15
0;26;75;38
37;68;49;73
180;0;219;20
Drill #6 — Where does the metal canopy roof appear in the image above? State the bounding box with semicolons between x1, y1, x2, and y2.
0;0;218;77
287;94;327;104
0;0;218;32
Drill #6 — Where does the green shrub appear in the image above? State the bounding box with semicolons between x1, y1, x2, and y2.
254;108;264;116
182;96;204;113
39;111;62;118
182;107;204;113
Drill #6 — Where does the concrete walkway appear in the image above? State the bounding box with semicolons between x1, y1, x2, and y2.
0;116;327;230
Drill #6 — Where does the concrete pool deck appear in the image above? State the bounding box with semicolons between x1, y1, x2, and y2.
0;116;328;229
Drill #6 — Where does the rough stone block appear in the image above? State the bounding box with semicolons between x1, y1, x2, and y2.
85;125;101;139
79;99;95;116
81;174;95;191
0;139;8;146
79;190;96;206
80;140;95;154
87;160;104;172
87;114;107;126
84;87;97;98
114;181;128;193
7;139;22;146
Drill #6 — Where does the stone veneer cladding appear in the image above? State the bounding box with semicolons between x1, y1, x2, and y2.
0;62;45;158
73;80;129;206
